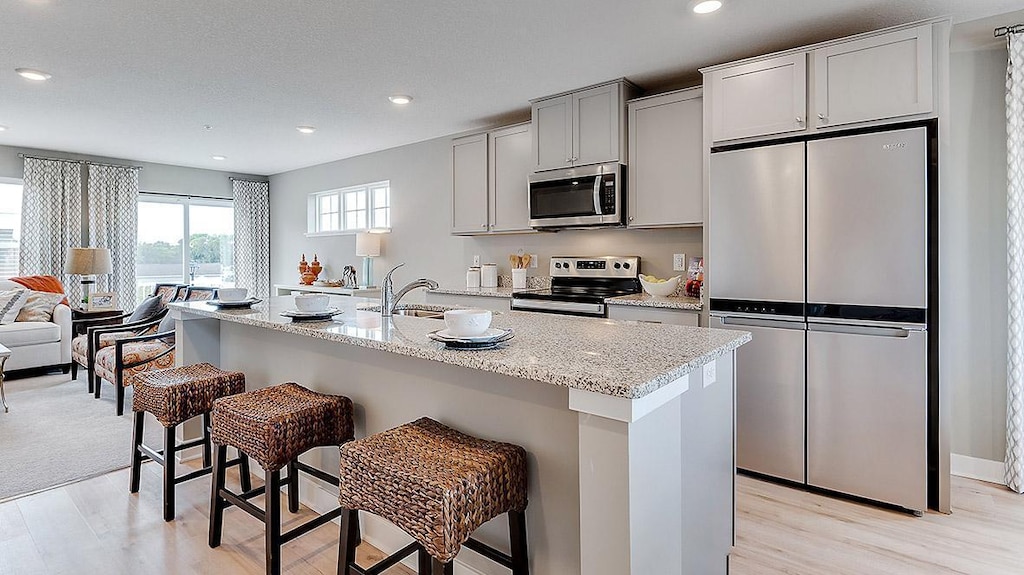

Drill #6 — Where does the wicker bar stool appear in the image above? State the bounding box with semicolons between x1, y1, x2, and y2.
209;382;354;575
129;362;251;522
337;417;530;575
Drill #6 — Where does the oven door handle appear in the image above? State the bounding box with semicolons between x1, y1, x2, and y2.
592;175;603;216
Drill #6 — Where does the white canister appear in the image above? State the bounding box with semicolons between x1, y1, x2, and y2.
481;263;498;288
511;268;527;291
466;266;481;288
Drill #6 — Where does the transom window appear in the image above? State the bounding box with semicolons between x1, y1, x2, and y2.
308;181;390;235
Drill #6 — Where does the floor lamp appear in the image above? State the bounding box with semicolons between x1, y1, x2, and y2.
65;247;113;305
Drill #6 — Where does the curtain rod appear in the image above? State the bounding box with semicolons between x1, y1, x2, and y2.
17;153;143;170
229;177;269;183
139;191;229;202
995;24;1024;38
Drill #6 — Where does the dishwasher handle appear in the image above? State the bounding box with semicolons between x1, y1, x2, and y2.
714;315;806;331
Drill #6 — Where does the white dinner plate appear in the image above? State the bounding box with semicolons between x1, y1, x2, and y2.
430;327;513;342
279;307;343;320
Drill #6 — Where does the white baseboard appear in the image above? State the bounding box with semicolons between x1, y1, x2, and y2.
950;453;1005;485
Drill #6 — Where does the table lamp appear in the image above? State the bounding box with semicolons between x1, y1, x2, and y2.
65;247;113;304
355;232;381;288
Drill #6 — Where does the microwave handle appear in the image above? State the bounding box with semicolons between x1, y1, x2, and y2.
592;175;603;215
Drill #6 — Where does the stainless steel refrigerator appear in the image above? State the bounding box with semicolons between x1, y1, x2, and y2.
709;125;935;513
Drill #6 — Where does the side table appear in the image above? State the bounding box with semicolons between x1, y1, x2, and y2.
0;343;11;412
72;307;126;337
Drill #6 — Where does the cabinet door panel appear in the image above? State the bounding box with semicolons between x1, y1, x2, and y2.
451;134;488;235
489;124;533;233
710;53;807;143
573;84;620;166
628;90;703;227
531;96;572;171
814;25;933;128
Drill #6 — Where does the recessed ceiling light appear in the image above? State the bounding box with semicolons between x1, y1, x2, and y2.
691;0;722;14
211;155;227;161
15;68;52;81
388;95;413;105
0;125;8;132
203;124;213;131
296;125;317;134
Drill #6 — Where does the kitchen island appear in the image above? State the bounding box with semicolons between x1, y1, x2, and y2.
170;296;749;575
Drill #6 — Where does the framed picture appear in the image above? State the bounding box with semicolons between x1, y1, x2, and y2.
88;292;118;311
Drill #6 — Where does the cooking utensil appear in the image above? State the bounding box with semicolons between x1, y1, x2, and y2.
520;253;532;269
509;254;521;269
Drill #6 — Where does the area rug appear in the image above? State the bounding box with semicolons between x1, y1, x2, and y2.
0;373;141;501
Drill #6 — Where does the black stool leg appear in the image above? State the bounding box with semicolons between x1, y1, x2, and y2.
129;411;145;493
431;558;453;575
337;509;358;575
163;425;176;521
266;469;282;575
202;412;213;468
509;510;530;575
209;444;227;548
287;460;299;513
417;546;431;574
238;451;252;493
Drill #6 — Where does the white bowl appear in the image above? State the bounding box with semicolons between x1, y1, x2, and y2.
443;308;493;337
218;287;248;302
639;275;681;297
294;293;330;312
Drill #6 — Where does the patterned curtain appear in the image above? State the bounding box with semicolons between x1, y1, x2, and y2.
1008;31;1024;492
19;157;84;301
87;164;140;308
232;179;271;299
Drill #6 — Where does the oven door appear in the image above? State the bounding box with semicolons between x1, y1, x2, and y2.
511;297;606;317
529;163;623;228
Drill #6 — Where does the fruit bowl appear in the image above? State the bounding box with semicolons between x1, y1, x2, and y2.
639;275;681;297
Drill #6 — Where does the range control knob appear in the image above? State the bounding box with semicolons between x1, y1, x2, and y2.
554;262;562;269
613;262;622;269
623;262;631;269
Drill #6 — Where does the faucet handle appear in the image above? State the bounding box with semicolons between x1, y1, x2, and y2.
383;263;405;285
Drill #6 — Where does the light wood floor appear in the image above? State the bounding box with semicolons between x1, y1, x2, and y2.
2;464;1023;574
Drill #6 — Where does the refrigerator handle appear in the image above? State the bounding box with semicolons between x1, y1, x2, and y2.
808;323;912;338
715;316;806;331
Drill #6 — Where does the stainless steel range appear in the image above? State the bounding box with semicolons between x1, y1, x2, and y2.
511;256;641;317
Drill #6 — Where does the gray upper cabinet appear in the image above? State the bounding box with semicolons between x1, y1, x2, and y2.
812;24;933;129
531;80;636;172
488;123;533;233
451;133;489;234
451;123;534;236
627;87;703;228
708;53;807;144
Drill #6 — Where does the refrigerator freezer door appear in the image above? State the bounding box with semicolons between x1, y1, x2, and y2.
806;127;927;309
806;325;927;511
711;315;806;483
710;142;805;304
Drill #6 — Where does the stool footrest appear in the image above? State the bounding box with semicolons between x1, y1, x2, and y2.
220;487;267;522
293;460;339;486
463;537;514;569
281;506;343;544
353;541;420;575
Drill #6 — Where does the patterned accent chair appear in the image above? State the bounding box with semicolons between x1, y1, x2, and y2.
93;286;218;415
71;283;183;390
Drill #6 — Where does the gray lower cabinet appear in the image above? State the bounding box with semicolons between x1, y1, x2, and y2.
451;123;533;236
607;305;700;327
451;133;489;234
627;88;703;227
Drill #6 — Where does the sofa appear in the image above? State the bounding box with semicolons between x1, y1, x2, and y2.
0;279;72;373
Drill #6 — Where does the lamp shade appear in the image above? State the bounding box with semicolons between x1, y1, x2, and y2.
355;232;381;257
65;247;113;275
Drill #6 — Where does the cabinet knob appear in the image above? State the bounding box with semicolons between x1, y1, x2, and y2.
482;223;487;228
818;113;828;122
796;116;804;125
629;216;634;222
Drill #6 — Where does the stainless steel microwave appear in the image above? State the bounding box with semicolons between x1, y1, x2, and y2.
528;163;624;229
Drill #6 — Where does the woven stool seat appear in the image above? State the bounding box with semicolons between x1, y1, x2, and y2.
339;417;528;564
132;363;246;427
211;382;353;472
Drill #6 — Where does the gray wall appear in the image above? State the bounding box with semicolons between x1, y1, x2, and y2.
947;47;1009;462
0;144;266;197
269;135;701;294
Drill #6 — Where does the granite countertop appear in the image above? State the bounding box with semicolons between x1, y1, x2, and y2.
605;293;703;311
171;296;748;400
428;286;523;298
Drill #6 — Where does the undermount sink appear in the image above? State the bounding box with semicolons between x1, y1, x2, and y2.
392;308;445;319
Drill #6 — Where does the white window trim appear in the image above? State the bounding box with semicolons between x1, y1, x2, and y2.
138;192;234;283
306;181;391;237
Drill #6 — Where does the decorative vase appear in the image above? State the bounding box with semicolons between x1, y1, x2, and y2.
309;254;323;280
298;254;310;284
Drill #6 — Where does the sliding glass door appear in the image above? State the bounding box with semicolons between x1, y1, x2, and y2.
136;194;234;300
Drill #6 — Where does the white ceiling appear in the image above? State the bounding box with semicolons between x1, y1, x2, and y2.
0;0;1020;176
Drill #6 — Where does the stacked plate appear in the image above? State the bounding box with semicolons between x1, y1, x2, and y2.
427;327;514;350
279;308;343;321
208;298;262;309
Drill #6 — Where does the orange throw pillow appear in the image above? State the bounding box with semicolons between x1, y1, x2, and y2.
9;275;70;306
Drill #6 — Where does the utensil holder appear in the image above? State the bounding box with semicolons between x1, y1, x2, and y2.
511;268;527;291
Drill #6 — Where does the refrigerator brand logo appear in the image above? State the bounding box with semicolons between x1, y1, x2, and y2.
882;142;908;150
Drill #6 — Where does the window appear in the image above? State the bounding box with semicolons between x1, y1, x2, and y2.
135;194;235;300
308;180;390;235
0;181;23;278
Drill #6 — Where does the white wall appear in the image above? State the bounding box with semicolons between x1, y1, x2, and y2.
947;47;1009;463
269;134;702;294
